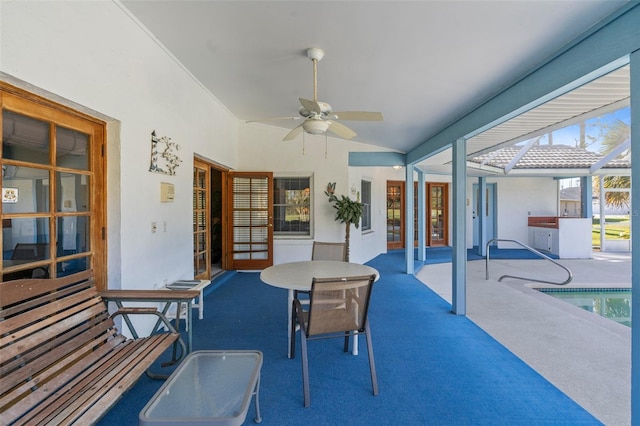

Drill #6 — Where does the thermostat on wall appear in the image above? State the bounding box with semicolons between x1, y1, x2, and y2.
160;182;175;202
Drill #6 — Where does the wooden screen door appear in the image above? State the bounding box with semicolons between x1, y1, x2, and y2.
226;172;273;270
386;181;405;250
427;183;448;246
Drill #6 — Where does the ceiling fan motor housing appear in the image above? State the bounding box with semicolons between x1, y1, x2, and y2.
298;101;332;119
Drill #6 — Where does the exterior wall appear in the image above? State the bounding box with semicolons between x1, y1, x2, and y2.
466;176;558;248
1;2;238;292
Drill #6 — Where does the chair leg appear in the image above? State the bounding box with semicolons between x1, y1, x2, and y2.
290;303;297;359
301;332;311;407
343;331;350;352
365;320;379;396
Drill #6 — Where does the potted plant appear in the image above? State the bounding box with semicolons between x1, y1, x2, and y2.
324;182;363;262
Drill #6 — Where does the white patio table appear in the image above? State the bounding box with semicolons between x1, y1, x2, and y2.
260;260;379;358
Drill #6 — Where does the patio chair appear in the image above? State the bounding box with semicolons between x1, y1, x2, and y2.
298;240;347;300
311;241;347;262
290;274;378;407
294;240;348;303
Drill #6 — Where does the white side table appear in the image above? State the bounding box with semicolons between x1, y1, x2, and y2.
166;279;212;321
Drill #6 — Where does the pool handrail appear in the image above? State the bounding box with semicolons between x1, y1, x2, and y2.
485;238;573;285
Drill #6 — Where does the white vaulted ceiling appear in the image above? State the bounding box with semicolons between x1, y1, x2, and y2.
120;1;629;161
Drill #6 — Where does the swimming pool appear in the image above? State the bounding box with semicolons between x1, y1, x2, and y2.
537;288;631;327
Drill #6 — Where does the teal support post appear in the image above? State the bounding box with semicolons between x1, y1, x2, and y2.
452;138;466;315
417;169;426;263
629;48;639;426
477;177;487;256
405;165;414;274
580;176;593;219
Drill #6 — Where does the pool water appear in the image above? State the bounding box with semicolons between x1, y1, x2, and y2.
538;288;631;327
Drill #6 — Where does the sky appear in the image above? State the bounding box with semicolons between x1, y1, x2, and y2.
543;106;630;154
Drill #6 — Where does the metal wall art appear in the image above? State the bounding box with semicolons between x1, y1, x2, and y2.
149;130;182;175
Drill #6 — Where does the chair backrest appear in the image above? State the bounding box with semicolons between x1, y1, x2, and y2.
11;243;48;260
311;241;347;262
306;274;376;336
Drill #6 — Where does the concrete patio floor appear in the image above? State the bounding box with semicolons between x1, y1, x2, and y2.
416;251;631;426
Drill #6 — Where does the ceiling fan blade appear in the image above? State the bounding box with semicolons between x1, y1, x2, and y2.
283;124;304;141
330;111;384;121
246;116;301;123
327;121;357;140
299;98;322;114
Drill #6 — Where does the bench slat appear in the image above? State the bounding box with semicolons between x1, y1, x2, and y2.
1;333;126;424
0;314;116;394
36;334;177;425
16;334;177;424
78;335;177;424
1;298;110;359
0;271;93;308
0;287;103;345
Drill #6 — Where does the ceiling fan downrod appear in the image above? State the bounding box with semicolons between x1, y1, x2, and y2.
306;47;324;102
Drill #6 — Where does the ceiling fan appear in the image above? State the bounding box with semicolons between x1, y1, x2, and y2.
248;47;383;141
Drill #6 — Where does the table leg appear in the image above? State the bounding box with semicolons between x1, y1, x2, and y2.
198;288;204;320
254;373;262;423
186;300;193;353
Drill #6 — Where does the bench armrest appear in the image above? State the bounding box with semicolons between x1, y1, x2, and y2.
110;306;187;366
111;306;180;335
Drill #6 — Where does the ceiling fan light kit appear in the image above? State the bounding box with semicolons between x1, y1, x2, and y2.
302;119;329;135
248;47;383;144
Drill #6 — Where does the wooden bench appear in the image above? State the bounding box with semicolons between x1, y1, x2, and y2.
0;270;188;425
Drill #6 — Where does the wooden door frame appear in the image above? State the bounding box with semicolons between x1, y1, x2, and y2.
386;180;405;250
193;157;230;273
193;159;211;280
427;182;449;246
0;83;107;289
226;171;273;270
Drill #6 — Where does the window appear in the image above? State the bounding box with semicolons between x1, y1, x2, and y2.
361;180;371;231
273;176;311;236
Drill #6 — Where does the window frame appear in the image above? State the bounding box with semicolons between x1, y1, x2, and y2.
0;82;107;289
361;179;372;232
272;173;313;239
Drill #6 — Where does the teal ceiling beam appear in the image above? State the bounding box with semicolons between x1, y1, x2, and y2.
407;4;640;165
348;151;406;167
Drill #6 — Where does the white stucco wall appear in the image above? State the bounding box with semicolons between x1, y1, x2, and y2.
1;1;239;291
467;176;559;248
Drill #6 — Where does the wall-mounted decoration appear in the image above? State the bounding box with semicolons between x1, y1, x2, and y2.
160;182;175;202
149;130;182;175
2;188;18;203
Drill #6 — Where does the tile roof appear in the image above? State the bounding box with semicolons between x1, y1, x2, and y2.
469;144;630;170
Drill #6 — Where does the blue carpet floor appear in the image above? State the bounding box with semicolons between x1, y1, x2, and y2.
99;250;598;425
